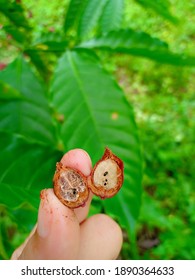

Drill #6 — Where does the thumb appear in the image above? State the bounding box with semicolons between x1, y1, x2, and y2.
16;189;80;260
11;148;92;260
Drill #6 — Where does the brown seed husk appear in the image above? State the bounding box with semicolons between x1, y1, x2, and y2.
88;148;124;198
53;162;89;208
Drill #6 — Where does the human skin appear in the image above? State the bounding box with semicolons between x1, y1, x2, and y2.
11;149;123;260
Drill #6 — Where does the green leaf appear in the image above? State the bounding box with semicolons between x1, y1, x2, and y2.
63;0;88;34
135;0;178;23
0;183;38;210
0;0;30;29
3;25;27;44
0;222;9;260
79;29;195;66
0;81;22;100
78;0;108;38
0;131;61;210
24;49;50;82
33;32;68;52
50;50;142;235
100;0;124;33
88;196;103;217
0;55;56;146
79;28;168;50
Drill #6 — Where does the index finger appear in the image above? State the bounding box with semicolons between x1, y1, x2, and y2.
60;148;93;223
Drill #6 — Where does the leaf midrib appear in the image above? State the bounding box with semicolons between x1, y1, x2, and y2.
66;51;104;151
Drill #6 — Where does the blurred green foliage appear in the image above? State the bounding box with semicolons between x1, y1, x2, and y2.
0;0;194;260
109;0;195;259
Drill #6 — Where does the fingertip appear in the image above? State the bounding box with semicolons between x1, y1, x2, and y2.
60;149;92;176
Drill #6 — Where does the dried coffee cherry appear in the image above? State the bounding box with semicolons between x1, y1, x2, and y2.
53;148;124;208
53;162;89;208
88;148;124;199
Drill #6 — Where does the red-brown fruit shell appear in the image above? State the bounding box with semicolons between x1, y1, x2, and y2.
88;148;124;198
53;162;89;209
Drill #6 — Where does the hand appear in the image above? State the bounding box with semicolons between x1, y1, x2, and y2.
11;149;123;259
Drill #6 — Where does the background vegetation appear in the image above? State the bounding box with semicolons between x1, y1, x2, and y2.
0;0;194;260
